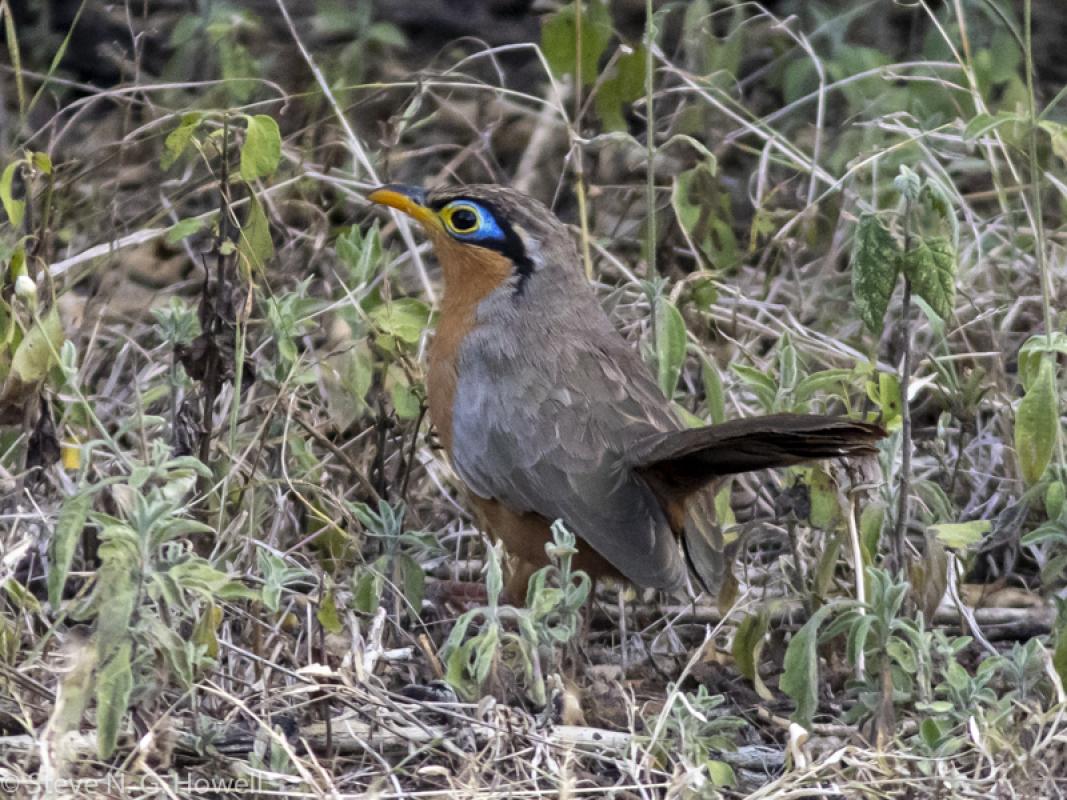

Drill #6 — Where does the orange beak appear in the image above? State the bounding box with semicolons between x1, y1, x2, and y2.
367;184;438;228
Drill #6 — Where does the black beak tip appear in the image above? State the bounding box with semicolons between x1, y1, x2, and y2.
375;183;427;206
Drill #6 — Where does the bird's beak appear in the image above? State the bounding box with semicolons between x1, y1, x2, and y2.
367;184;438;228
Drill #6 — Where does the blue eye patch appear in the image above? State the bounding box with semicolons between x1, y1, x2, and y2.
429;192;535;294
440;200;507;243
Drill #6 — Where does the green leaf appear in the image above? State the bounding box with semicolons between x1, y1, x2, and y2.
218;38;257;104
326;342;374;427
94;558;137;664
688;275;717;310
238;193;274;271
346;347;373;409
813;531;843;598
700;355;726;424
919;717;942;750
780;604;834;728
165;216;209;245
31;152;52;174
928;520;991;552
851;213;900;335
706;759;735;787
0;161;25;227
192;603;223;659
859;503;885;566
1053;614;1067;689
807;467;842;529
168;559;245;598
917;701;954;716
442;608;476;659
486;542;504;606
732;611;772;700
844;613;875;666
161;112;203;170
1040;120;1067;165
894;165;921;202
48;492;90;608
963;110;1022;141
1014;357;1058;485
714;482;735;528
240;114;281;182
866;371;902;430
353;568;383;614
944;660;969;692
1018;332;1067;391
595;44;646;131
1046;481;1065;521
919;179;953;222
387;365;421;420
674;403;705;429
541;0;612;86
886;637;916;673
216;579;259;602
369;298;431;345
795;369;855;403
671;162;739;269
11;307;63;383
397;553;426;613
95;641;133;758
731;363;777;411
473;625;499;685
1041;552;1067;586
336;222;382;288
445;640;475;698
128;466;152;490
317;586;344;634
367;22;406;47
152;571;182;610
899;236;956;322
782;57;817;105
654;296;686;396
157;518;215;541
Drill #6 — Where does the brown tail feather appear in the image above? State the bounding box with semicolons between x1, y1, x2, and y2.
631;414;885;501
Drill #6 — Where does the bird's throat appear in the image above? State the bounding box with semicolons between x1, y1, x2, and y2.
425;239;513;455
434;236;514;304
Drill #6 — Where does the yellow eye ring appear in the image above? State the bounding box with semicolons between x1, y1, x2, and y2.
441;204;480;235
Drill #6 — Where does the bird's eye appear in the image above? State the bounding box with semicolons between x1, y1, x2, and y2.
445;205;479;234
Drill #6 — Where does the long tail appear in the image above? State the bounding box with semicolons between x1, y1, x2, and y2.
630;413;885;501
630;413;884;595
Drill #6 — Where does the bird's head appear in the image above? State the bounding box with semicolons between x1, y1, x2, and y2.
368;184;573;300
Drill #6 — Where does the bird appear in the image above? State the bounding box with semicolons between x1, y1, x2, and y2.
368;183;885;601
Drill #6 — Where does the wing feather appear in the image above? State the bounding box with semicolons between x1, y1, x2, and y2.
451;334;686;590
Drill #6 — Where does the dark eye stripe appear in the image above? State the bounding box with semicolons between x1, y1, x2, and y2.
430;194;533;294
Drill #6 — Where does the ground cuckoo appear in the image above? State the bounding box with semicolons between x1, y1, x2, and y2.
368;184;884;600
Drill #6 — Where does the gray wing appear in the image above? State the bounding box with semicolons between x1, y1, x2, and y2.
451;333;687;590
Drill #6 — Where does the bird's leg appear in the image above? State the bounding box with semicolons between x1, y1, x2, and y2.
617;587;628;674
